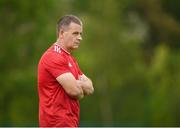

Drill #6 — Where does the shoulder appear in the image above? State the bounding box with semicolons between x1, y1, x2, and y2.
41;45;68;65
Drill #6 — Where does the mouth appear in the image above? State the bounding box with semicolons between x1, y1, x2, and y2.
75;42;80;45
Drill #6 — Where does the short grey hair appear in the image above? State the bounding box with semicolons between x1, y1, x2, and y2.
56;15;82;37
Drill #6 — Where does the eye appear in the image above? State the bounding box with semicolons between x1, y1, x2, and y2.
72;32;79;35
72;31;82;36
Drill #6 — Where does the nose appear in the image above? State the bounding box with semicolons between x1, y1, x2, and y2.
77;35;82;41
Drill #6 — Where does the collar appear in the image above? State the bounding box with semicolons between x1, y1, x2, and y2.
54;43;70;55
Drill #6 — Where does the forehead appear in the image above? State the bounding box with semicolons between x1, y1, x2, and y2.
67;22;83;32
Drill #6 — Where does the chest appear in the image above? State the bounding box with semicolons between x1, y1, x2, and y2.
67;56;80;79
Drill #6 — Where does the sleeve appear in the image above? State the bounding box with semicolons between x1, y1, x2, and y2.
43;53;70;78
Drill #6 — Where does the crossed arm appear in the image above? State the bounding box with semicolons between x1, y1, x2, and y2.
56;73;94;100
77;74;94;95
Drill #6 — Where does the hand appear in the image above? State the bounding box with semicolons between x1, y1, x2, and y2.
77;78;94;96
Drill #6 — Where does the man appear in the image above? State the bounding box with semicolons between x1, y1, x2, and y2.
38;15;94;127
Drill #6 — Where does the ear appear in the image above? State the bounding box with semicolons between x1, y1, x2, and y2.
59;29;64;39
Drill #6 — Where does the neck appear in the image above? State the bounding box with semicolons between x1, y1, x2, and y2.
56;39;71;54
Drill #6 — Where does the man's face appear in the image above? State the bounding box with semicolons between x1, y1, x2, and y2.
60;22;83;51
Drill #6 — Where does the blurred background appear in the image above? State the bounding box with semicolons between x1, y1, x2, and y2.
0;0;180;126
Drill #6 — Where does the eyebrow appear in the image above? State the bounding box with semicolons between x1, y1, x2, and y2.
72;31;82;35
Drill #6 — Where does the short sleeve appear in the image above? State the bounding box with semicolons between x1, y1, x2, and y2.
43;52;70;78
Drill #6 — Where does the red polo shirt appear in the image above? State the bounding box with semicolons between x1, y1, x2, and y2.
38;43;83;127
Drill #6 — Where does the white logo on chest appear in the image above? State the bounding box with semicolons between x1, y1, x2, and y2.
68;62;72;67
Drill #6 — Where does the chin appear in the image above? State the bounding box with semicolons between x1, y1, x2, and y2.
73;46;79;49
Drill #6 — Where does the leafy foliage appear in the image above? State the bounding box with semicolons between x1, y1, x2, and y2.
0;0;180;126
